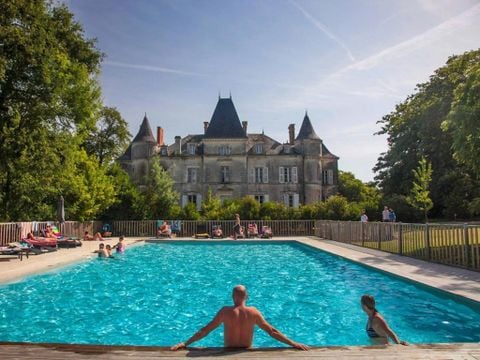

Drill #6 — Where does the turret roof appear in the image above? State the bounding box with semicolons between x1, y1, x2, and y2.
204;97;247;139
296;112;320;140
132;114;156;143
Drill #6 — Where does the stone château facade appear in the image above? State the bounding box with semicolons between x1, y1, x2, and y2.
119;97;338;209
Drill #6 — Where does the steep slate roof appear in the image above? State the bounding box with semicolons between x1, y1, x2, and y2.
204;98;247;139
133;114;156;143
296;112;320;141
322;143;339;159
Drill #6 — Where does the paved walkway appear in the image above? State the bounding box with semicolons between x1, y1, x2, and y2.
1;342;480;359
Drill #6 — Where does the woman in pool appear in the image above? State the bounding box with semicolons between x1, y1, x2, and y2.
361;295;407;345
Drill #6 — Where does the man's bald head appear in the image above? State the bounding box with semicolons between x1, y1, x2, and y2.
232;285;248;305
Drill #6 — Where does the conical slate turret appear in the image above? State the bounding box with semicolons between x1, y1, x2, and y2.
296;112;319;140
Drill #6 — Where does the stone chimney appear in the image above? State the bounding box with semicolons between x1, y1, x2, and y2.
174;136;182;155
157;127;164;146
203;122;209;134
242;121;248;134
288;124;295;145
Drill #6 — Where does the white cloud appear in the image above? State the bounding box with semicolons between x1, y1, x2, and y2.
277;1;480;109
104;60;205;77
289;0;355;62
344;2;480;72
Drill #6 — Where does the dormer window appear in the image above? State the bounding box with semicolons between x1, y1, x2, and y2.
218;145;231;156
254;143;263;154
187;143;196;155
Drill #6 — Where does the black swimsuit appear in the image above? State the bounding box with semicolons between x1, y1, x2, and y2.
366;316;380;338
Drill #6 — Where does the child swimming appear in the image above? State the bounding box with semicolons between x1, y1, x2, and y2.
114;236;125;254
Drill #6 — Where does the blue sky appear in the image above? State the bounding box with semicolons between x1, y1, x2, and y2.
65;0;480;181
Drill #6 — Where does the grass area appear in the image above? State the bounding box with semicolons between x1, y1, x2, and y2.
350;227;479;269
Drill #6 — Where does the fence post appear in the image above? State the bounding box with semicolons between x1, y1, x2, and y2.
378;223;382;250
425;223;431;261
464;223;471;269
399;222;403;256
361;223;365;246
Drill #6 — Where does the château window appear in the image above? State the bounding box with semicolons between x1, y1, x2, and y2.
254;143;263;154
322;169;334;185
221;166;230;183
250;167;269;183
254;195;268;204
283;193;299;208
255;167;263;183
187;167;198;183
188;194;197;206
278;166;298;183
218;145;231;156
187;143;196;155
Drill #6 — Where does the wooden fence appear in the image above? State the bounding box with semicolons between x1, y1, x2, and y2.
0;221;102;246
314;220;480;271
1;219;479;271
0;220;315;246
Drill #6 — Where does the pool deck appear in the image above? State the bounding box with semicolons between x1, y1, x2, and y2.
1;236;479;359
1;342;480;359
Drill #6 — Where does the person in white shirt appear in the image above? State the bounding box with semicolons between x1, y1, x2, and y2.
360;210;368;223
382;206;390;222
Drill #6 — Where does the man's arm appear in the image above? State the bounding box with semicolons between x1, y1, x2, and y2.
255;309;309;350
170;308;225;351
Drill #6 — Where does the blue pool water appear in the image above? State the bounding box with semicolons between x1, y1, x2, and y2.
0;241;479;347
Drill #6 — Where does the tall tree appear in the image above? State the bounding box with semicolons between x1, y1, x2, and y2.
442;55;480;173
143;159;179;219
84;107;131;166
98;164;147;220
407;157;434;223
374;49;480;220
0;0;109;220
338;171;381;217
201;188;222;220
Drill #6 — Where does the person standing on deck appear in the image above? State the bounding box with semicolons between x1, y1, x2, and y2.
233;213;244;240
382;206;390;222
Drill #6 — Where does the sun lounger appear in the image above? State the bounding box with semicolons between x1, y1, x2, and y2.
211;225;224;239
0;244;31;261
23;238;58;252
57;237;82;248
247;223;259;238
170;220;181;236
260;226;273;238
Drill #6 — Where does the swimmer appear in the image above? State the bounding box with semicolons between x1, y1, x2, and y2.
96;243;108;258
105;244;114;258
113;236;125;253
361;295;407;345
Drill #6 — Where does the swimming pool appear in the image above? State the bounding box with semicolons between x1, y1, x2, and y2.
0;240;479;347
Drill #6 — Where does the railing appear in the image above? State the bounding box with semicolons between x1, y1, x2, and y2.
1;219;478;271
0;220;315;246
314;220;480;271
0;221;103;246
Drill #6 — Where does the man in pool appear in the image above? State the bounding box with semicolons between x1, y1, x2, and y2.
170;285;309;351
